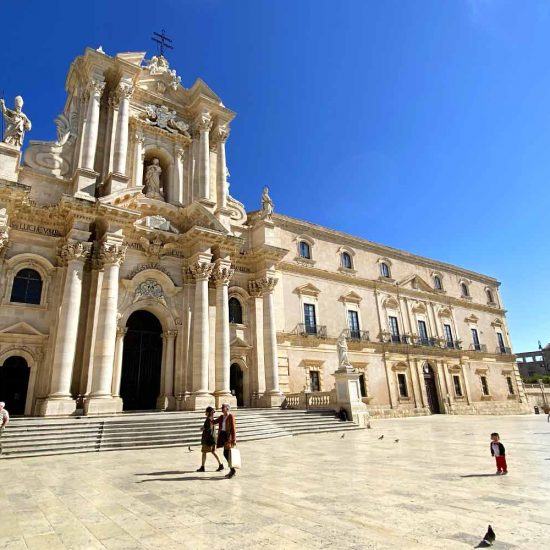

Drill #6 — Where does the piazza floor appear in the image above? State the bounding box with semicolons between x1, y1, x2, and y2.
0;414;548;550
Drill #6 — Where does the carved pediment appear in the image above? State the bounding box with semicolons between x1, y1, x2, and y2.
398;274;434;292
295;283;321;297
340;291;362;304
230;336;252;349
0;322;46;336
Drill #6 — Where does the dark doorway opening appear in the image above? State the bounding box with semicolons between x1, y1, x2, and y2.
0;356;30;415
230;363;244;407
423;364;441;414
120;310;163;411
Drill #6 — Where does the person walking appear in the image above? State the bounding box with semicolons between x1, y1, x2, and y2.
0;402;9;455
490;432;508;475
215;403;237;478
196;406;224;473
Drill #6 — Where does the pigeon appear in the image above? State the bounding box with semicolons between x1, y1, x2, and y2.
483;525;495;546
378;435;384;440
340;433;346;439
394;439;399;443
188;446;193;452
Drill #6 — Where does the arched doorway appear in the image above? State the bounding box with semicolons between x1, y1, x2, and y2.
120;310;163;411
0;356;30;415
423;363;441;414
230;363;244;407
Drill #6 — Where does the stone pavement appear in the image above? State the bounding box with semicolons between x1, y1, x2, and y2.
0;415;548;549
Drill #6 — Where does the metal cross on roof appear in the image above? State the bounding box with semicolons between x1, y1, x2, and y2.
151;29;174;57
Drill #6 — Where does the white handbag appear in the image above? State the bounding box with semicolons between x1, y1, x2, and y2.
230;447;242;469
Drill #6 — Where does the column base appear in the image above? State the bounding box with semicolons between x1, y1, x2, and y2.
214;393;237;409
72;167;98;198
156;395;176;411
36;397;77;417
0;142;21;182
104;172;129;196
184;393;215;411
83;396;123;416
259;392;285;408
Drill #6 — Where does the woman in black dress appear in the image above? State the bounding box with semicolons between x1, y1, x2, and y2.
196;406;224;472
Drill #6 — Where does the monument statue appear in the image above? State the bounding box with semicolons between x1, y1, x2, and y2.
337;333;352;369
1;96;32;147
143;158;163;199
261;186;273;220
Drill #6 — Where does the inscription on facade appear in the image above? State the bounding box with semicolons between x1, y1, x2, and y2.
11;223;61;237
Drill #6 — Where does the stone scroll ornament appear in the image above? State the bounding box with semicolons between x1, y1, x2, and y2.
1;96;32;147
134;279;165;302
142;104;190;137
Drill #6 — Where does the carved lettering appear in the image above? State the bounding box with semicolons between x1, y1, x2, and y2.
11;223;61;237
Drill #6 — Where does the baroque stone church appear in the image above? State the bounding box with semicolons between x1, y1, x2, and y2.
0;47;528;417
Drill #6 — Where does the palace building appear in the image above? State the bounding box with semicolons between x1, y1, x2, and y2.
0;47;528;417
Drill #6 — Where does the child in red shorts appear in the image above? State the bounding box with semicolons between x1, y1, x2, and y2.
490;432;507;475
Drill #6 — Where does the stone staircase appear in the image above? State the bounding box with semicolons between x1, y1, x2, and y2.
0;409;361;459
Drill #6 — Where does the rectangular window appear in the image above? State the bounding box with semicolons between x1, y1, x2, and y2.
497;332;506;353
453;375;463;397
304;303;317;335
418;320;429;345
348;310;360;339
389;316;400;343
506;376;515;395
309;370;320;392
358;373;367;398
443;324;454;347
397;373;408;398
480;375;490;396
471;328;481;351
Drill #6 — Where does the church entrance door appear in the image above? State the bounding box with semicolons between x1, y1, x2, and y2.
120;311;163;411
230;363;244;407
423;364;441;414
0;356;30;415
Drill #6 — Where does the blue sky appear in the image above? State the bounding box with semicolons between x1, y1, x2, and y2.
1;0;549;352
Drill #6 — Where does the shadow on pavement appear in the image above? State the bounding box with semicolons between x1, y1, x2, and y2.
460;473;498;478
137;476;227;482
135;471;193;476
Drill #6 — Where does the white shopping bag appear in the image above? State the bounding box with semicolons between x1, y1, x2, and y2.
230;446;242;469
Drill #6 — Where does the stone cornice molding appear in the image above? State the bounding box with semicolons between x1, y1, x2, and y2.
189;261;214;281
272;214;500;287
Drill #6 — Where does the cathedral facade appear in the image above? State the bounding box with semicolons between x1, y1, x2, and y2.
0;48;528;417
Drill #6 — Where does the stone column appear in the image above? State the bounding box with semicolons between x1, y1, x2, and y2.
187;261;214;410
212;265;235;407
215;125;229;209
113;83;133;175
174;146;185;204
251;277;284;407
40;241;91;416
158;330;177;410
82;79;106;171
112;327;127;397
84;242;126;415
133;132;145;188
195;112;213;201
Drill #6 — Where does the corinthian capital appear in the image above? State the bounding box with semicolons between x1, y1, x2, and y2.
97;242;127;267
215;125;230;143
116;82;134;101
194;111;213;134
212;266;234;286
249;277;278;296
189;261;214;281
58;240;92;265
87;78;106;97
0;227;9;257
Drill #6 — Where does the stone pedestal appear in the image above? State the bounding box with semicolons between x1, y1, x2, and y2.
0;142;21;181
83;396;123;415
184;393;215;411
333;367;370;427
104;172;129;195
36;398;77;417
214;393;237;409
72;167;98;198
260;392;285;408
157;395;176;410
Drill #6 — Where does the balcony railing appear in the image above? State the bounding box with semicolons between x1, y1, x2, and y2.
382;332;411;345
496;346;512;355
412;335;438;347
469;343;487;352
444;339;462;350
297;323;327;338
345;329;370;342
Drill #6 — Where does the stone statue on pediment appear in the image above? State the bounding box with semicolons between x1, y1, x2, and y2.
261;186;274;220
143;158;163;200
1;96;32;147
337;333;352;369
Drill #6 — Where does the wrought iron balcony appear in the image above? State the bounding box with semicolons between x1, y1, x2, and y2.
344;329;370;342
444;339;462;350
496;346;512;355
297;323;327;338
412;335;438;347
382;332;410;345
469;343;487;352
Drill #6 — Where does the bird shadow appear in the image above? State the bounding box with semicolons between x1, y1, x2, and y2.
474;541;492;548
136;476;226;483
135;470;194;476
460;473;498;478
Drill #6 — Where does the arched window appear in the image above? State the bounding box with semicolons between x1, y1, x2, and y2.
10;269;43;305
299;241;311;259
460;283;469;297
341;252;353;269
434;276;442;290
380;262;391;278
228;297;243;324
486;289;494;303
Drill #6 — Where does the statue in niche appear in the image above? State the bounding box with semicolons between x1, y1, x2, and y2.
1;96;32;147
143;158;164;200
261;186;274;220
337;333;352;369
